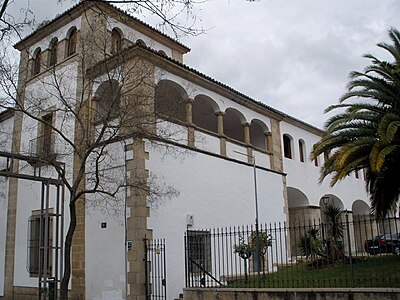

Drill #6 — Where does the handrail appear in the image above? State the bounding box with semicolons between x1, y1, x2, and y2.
188;258;224;286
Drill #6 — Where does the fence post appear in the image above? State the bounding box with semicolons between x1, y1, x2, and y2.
144;239;149;300
345;213;354;287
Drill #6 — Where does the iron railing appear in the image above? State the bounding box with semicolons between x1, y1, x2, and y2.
184;215;400;288
29;133;57;159
144;239;167;300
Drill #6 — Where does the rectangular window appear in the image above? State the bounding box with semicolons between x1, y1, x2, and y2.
41;113;53;155
314;156;319;167
187;230;211;273
30;112;55;159
27;211;52;277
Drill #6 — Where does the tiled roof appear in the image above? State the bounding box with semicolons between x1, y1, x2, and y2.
14;0;190;51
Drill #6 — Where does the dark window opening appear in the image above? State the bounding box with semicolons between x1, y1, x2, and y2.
41;113;53;156
283;134;292;159
95;80;121;121
155;81;187;122
187;230;211;274
49;38;58;66
67;28;77;57
136;39;146;47
27;213;52;276
32;49;42;76
111;29;122;53
299;140;305;163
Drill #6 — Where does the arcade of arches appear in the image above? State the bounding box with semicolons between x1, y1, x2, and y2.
154;79;274;166
286;187;379;256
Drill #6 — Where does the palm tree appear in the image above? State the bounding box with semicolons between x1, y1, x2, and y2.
312;28;400;218
322;204;344;262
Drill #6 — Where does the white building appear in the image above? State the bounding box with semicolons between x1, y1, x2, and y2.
0;1;369;299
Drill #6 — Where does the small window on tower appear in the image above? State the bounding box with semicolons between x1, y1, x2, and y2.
49;38;58;66
111;28;122;53
32;48;42;76
66;27;77;57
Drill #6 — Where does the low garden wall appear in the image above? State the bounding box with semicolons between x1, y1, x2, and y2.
183;288;400;300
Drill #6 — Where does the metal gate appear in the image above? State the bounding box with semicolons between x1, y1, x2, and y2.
144;239;167;300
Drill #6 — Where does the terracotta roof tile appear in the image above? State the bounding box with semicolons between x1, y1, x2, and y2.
14;0;190;51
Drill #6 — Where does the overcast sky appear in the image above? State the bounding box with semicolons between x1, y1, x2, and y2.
11;0;400;128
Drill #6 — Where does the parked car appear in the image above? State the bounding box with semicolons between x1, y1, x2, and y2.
364;233;400;255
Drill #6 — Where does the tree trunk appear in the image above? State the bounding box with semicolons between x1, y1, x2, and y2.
60;199;77;300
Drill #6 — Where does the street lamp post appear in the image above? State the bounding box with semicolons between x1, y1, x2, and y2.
234;151;261;287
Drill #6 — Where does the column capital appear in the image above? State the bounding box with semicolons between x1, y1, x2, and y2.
185;98;194;104
215;111;225;116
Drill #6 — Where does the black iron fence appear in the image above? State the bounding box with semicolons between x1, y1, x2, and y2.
144;239;167;300
184;215;400;289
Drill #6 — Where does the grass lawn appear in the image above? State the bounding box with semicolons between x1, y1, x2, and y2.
228;255;400;288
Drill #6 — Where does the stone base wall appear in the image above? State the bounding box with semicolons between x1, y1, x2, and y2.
4;286;37;300
183;288;400;300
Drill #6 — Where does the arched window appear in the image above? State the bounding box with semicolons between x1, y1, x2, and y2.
192;95;219;133
49;38;58;66
283;134;293;159
66;28;77;57
32;48;42;76
155;80;187;122
250;119;268;150
224;108;246;143
136;39;146;47
111;28;122;53
94;80;121;121
298;139;305;163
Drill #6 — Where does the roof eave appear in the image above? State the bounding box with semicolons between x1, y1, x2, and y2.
87;44;324;135
14;0;190;53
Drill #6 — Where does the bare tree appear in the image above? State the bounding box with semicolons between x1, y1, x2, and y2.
0;0;205;42
0;0;34;40
0;0;261;298
0;3;195;298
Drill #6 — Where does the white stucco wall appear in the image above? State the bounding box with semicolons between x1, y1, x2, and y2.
147;143;286;299
85;141;127;300
13;178;62;287
13;64;77;288
280;120;369;211
0;113;14;296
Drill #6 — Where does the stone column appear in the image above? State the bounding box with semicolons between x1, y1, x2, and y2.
125;140;153;300
242;123;253;163
186;100;193;124
269;118;283;172
265;132;272;153
216;112;226;156
186;100;195;148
